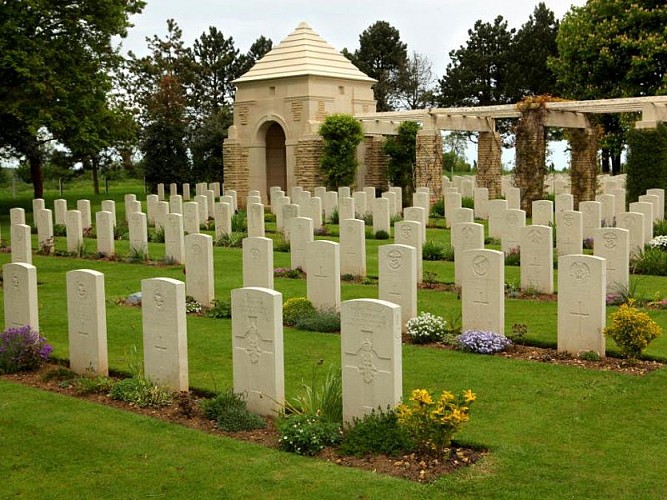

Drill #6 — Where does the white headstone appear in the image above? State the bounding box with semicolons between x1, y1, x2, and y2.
353;191;367;219
474;187;489;220
646;188;665;220
449;207;474;230
501;209;526;255
639;194;661;223
214;202;233;240
452;222;484;287
307;240;341;311
341;298;402;423
616;212;645;257
231;287;284;416
593;227;629;295
101;200;116;228
610;188;626;215
413;191;430;224
378;244;417;326
389;186;403;215
403;206;426;244
184;233;214;307
247;203;266;238
204;190;216;218
32;198;45;220
282;203;300;242
461;179;474;199
154;201;169;232
10;207;25;226
11;223;31;264
76;199;92;230
146;194;159;225
66;210;83;254
290;217;313;272
36;208;53;254
340;218;366;277
324;191;338;221
164;213;185;264
170;183;178;197
596;193;616;227
308;197;323;231
372;197;390;235
505;187;521;210
183;202;200;235
339;196;355;222
243;237;274;289
555;193;574;213
531;200;554;227
461;249;505;334
338;186;351;199
141;277;188;391
556;210;583;256
128;212;148;258
96;211;115;257
382;191;397;217
194;194;209;225
487;200;508;240
2;262;39;331
182;183;191;200
580;201;602;240
557;255;606;356
157;183;165;201
274;196;289;232
54;199;67;225
170;194;183;215
394;221;423;283
67;269;108;376
519;225;553;294
628;201;653;244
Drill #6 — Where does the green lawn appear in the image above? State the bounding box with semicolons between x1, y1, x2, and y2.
2;180;667;498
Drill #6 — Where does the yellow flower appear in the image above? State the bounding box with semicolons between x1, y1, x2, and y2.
463;389;476;403
411;389;433;405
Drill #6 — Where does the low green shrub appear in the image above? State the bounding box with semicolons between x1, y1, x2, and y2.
216;232;244;247
274;267;304;279
283;297;316;326
109;376;173;408
504;247;521;266
148;228;165;243
604;300;663;360
205;299;232;319
431;199;445;217
374;230;390;240
340;407;413;457
287;364;342;423
462;196;475;209
630;247;667;276
201;390;266;432
273;237;290;252
72;375;114;395
231;210;247;233
294;308;341;333
422;240;454;261
654;220;667;237
327;208;339;225
0;325;52;374
53;224;67;237
278;414;342;456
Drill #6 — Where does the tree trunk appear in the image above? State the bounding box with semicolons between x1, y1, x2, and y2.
611;152;622;176
600;148;610;174
28;151;44;199
91;156;100;195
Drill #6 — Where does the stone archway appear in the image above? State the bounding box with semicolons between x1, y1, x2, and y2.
265;122;287;194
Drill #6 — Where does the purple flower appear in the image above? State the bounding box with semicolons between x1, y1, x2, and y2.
0;325;52;373
456;330;512;354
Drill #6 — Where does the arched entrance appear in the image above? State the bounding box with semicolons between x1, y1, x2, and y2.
265;122;286;193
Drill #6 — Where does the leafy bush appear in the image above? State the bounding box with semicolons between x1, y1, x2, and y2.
504;247;521;266
294;308;341;333
109;376;173;408
431;199;445;217
383;121;420;199
231;210;247;233
604;300;662;360
456;330;512;354
72;374;114;395
422;240;455;261
205;299;232;319
625;124;667;206
278;413;342;456
462;196;475;209
148;228;165;243
340;407;413;457
273;237;290;252
287;363;342;423
396;388;476;458
0;325;52;374
374;229;390;240
283;297;316;326
201;389;266;432
406;312;449;344
53;224;67;237
319;113;364;189
327;208;339;225
630;247;667;276
216;232;244;247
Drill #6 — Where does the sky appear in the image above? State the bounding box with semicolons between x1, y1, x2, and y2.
119;0;587;169
120;0;586;78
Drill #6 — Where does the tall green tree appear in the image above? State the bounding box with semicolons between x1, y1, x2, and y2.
343;21;408;111
0;0;145;197
438;16;516;108
319;114;364;189
236;36;273;77
395;52;436;110
383;121;420;202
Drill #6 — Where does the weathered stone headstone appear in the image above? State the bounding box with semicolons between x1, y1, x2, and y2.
126;200;142;224
3;262;39;331
505;187;521;210
363;187;375;203
128;212;148;258
557;255;606;356
54;199;67;225
307;240;341;311
413;191;430;224
452;222;484;287
461;179;474;199
639;194;661;223
36;208;53;254
341;298;402;422
66;210;84;254
194;194;209;225
182;183;191;201
501;209;526;255
124;194;137;223
243;237;274;289
593;227;629;295
231;287;284;416
378;244;416;326
403;206;426;244
389;186;403;215
382;191;397;217
308;196;323;230
353;191;367;219
338;186;351;199
146;194;159;225
76;200;92;230
282;203;300;242
274;196;289;232
628;201;653;244
67;269;108;376
340;218;366;277
154;201;169;232
290;216;313;272
314;186;326;201
10;207;25;226
32;198;45;220
247;203;266;238
170;194;183;215
157;183;165;201
580;201;602;240
616;211;645;257
141;277;188;391
339;196;355;222
184;233;214;307
461;249;504;334
101;200;116;228
555;193;574;213
204;189;216;217
519;225;553;294
170;183;178;197
210;182;221;198
646;188;665;220
449;207;474;229
474;187;489;220
324;191;338;221
220;195;234;212
532;200;554;227
610;188;626;215
11;223;31;264
183;201;200;235
214;202;232;240
372;197;390;235
488;199;508;240
96;211;115;257
556;210;583;256
164;213;185;264
394;221;423;283
596;193;616;227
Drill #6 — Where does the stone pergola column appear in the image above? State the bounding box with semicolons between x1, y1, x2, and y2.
476;131;502;199
515;107;547;215
569;122;599;209
415;129;443;204
362;135;389;190
223;132;250;206
294;135;324;191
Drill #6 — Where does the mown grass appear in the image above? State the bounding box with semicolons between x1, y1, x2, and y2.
2;180;667;498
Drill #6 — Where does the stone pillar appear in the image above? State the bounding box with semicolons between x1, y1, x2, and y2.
514;107;546;215
223;139;250;208
295;136;324;191
569;125;599;209
363;135;389;190
415;129;443;205
476;131;502;199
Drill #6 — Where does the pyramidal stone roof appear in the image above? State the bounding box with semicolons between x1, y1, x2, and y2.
234;21;376;84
